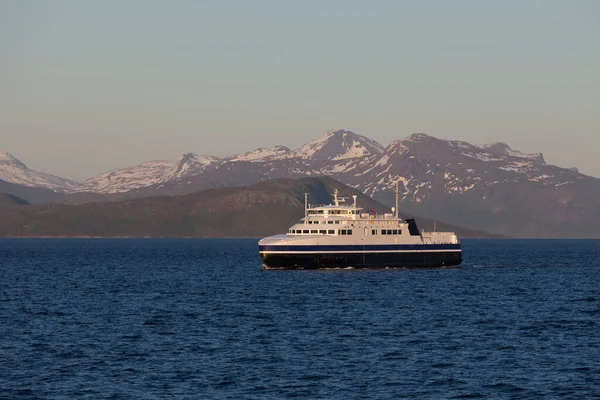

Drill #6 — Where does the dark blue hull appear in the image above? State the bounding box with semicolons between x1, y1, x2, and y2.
260;250;462;269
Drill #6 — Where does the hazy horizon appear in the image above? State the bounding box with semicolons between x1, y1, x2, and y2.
2;0;599;181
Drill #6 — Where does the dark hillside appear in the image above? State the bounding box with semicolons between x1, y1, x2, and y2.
0;193;29;205
0;177;502;238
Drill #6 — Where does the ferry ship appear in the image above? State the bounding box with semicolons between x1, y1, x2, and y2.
258;186;462;269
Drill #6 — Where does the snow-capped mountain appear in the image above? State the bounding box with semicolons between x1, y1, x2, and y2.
291;129;385;160
222;129;384;163
335;133;599;237
122;130;595;237
0;149;78;192
79;153;220;193
347;133;560;200
2;129;599;237
77;129;385;194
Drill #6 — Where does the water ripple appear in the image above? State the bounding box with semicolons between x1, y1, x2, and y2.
0;238;599;399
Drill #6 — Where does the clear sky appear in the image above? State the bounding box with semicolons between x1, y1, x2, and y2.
1;0;599;181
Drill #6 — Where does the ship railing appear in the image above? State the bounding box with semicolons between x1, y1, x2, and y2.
421;232;460;244
358;213;397;219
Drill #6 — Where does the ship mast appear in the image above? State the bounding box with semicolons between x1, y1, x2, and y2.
395;181;399;218
304;192;308;219
333;189;345;207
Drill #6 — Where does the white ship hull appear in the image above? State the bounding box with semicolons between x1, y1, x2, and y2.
258;188;462;269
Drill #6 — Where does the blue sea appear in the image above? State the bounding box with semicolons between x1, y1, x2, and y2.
1;238;599;399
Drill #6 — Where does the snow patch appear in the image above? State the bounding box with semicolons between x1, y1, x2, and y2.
230;146;291;162
80;153;220;193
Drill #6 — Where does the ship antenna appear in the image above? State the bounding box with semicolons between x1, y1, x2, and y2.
395;181;399;218
304;192;308;219
333;189;339;207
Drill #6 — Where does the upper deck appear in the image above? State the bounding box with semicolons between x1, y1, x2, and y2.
274;189;460;245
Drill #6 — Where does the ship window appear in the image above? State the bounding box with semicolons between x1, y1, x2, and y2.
319;230;326;234
371;229;377;235
317;210;324;214
335;221;340;224
340;230;346;235
381;230;386;235
328;221;333;224
392;229;398;235
347;230;352;235
308;220;312;224
311;230;317;234
303;230;309;234
314;221;319;224
328;230;335;234
398;229;402;235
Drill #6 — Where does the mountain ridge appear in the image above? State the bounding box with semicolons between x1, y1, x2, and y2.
2;129;599;237
1;130;591;193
